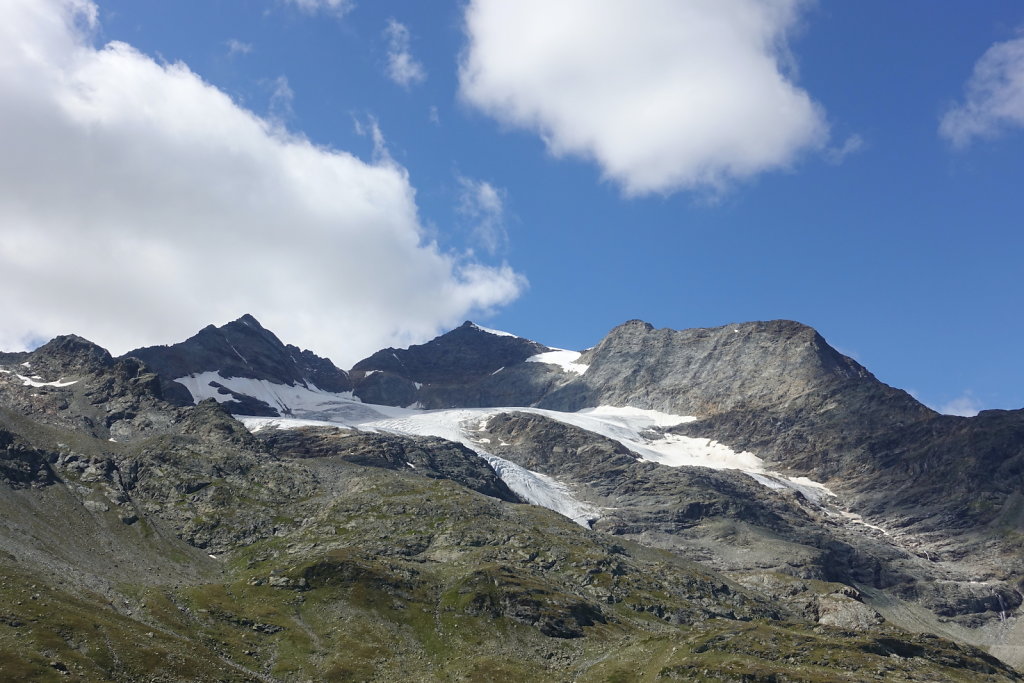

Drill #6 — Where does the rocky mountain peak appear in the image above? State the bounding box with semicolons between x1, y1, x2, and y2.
26;334;114;378
125;314;351;394
615;319;656;332
234;312;262;328
352;320;549;385
573;319;875;417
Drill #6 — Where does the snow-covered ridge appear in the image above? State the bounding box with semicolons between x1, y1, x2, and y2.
469;322;518;338
525;349;589;375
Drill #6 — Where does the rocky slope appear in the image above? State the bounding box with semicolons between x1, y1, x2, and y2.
2;329;1024;679
6;335;1021;680
476;411;1024;640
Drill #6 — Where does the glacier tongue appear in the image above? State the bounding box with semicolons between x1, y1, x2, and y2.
476;453;601;526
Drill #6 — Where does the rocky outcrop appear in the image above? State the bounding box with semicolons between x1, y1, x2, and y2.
0;428;56;489
258;426;521;503
0;335;180;442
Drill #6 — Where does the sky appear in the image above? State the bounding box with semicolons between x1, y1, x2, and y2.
1;0;1022;415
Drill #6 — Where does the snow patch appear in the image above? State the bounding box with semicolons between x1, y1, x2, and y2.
225;341;249;365
746;473;833;504
526;349;589;375
174;372;364;421
470;323;518;338
15;373;77;388
575;405;696;429
837;510;890;535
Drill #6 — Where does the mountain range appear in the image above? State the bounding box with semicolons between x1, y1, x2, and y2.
0;314;1021;681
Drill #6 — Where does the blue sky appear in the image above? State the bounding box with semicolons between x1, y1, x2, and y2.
1;1;1022;415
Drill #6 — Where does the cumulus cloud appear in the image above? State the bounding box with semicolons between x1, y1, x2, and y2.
0;0;524;366
284;0;353;17
457;177;508;255
940;35;1024;148
384;19;426;88
459;0;828;196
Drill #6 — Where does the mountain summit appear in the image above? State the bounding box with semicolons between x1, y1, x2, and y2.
126;314;352;414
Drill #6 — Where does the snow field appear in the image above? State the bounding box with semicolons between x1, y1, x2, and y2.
525;349;589;375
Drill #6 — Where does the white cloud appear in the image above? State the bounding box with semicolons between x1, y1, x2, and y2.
459;0;828;196
940;35;1024;148
352;113;391;164
226;39;252;56
0;0;524;366
825;134;864;164
384;19;426;88
935;392;982;418
457;176;508;255
285;0;353;17
267;75;294;123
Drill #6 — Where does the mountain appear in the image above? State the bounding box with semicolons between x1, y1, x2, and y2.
351;320;569;407
1;315;1022;680
127;314;352;416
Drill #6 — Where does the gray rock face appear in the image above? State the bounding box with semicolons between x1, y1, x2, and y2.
0;429;56;489
542;319;874;414
480;412;879;580
257;426;521;503
0;335;180;442
478;410;1024;641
